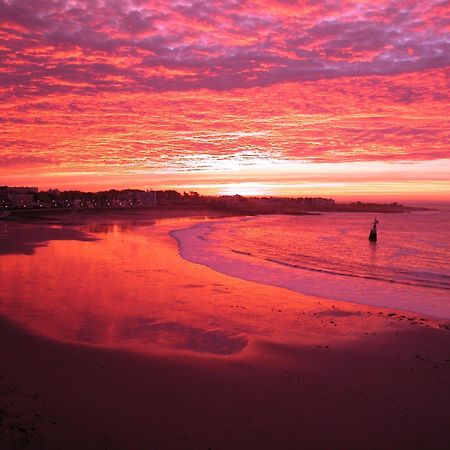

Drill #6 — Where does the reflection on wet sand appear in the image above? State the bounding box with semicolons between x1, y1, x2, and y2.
69;312;248;354
87;221;156;234
116;317;247;354
0;218;251;356
0;216;441;360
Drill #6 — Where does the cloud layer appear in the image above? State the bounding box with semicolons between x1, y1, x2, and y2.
1;0;449;93
0;0;449;196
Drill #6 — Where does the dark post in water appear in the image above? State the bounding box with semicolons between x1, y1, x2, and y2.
368;218;379;242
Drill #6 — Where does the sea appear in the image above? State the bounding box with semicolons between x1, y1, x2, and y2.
172;205;450;319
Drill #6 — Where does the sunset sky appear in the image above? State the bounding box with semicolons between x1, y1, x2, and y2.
1;0;449;200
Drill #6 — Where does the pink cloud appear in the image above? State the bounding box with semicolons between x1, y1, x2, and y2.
0;0;448;93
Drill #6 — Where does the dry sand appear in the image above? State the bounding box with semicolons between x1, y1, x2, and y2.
1;209;449;449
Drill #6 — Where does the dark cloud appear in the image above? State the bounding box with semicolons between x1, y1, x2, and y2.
0;0;448;93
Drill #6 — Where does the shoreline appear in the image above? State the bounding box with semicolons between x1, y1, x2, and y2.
1;198;437;223
171;216;450;321
1;210;450;449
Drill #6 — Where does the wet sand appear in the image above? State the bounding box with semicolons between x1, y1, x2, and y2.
1;209;450;449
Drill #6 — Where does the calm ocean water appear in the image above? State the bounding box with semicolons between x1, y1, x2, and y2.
173;208;450;319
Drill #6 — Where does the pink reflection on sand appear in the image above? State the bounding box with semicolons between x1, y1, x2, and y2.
0;217;418;358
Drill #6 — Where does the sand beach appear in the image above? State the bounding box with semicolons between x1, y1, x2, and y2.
1;209;449;449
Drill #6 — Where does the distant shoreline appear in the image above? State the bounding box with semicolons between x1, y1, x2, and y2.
2;185;438;218
1;202;435;222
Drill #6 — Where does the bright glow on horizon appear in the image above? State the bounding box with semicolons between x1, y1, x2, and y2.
218;182;275;197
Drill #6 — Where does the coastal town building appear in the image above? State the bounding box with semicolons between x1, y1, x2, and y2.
0;186;38;208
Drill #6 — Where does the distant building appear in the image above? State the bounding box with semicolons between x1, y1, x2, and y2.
8;193;36;208
0;189;12;209
0;186;38;208
133;190;157;207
